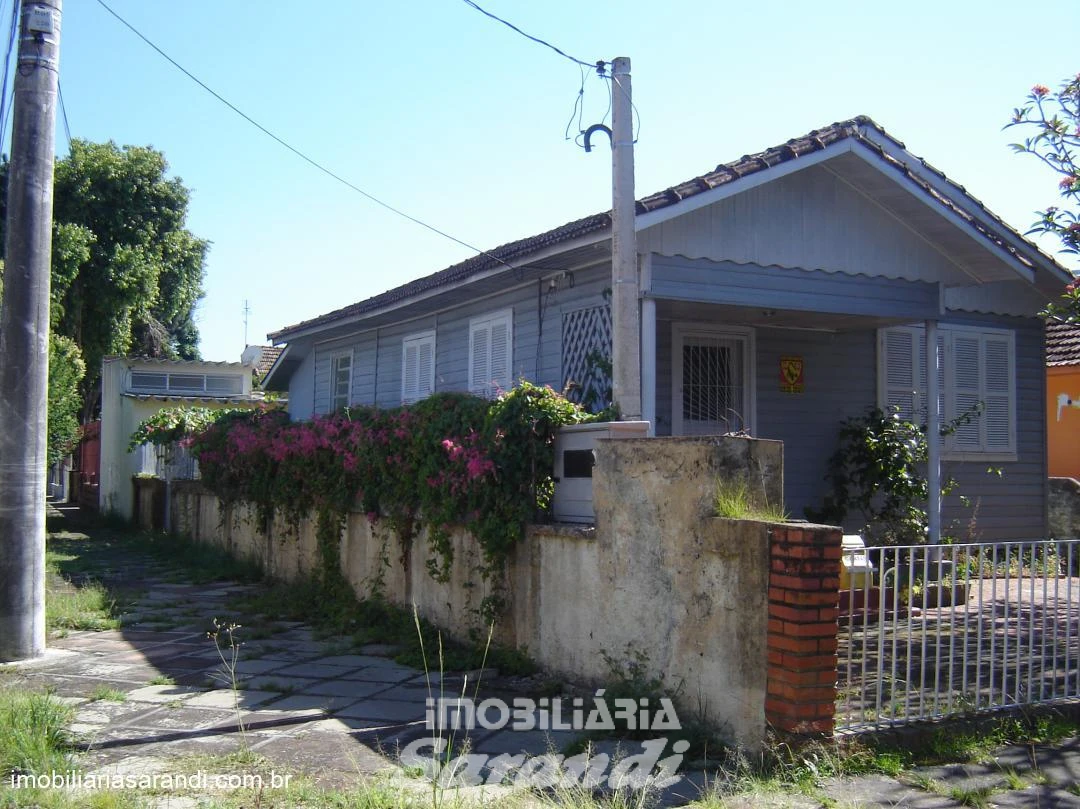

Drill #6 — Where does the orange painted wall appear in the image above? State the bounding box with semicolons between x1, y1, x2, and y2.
1048;365;1080;479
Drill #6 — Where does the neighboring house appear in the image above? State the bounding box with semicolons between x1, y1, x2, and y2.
263;116;1073;541
1047;321;1080;479
241;344;285;385
99;357;263;519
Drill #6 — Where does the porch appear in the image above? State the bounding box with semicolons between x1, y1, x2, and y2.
632;257;1047;541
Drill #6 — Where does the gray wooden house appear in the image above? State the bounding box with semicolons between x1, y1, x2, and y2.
264;117;1073;540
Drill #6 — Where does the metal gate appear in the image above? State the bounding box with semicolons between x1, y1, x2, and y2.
836;539;1080;731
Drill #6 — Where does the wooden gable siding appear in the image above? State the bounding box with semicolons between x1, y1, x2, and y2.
308;265;612;415
286;345;317;421
650;256;941;321
638;162;966;285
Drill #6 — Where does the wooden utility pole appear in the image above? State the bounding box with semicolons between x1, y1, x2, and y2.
609;57;640;420
0;0;62;661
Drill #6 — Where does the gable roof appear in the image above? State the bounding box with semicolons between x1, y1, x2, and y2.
1048;321;1080;367
269;115;1074;343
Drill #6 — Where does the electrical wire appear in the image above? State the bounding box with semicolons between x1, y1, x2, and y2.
57;79;70;149
459;0;599;70
563;63;586;142
93;0;519;274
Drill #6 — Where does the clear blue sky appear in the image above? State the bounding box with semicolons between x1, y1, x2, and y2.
54;0;1078;362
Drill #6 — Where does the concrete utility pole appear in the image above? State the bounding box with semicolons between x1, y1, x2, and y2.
609;57;641;421
0;0;62;662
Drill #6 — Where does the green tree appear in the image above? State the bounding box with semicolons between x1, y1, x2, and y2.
1007;75;1080;321
1;140;209;418
0;267;84;466
46;333;85;467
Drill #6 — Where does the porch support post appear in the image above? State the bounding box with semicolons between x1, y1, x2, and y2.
640;253;656;435
926;319;941;544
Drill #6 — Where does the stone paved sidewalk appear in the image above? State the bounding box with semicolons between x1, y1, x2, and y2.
5;506;1080;807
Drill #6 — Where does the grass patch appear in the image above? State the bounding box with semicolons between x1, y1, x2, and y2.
147;675;175;686
908;714;1080;766
0;690;76;775
714;477;787;522
87;686;127;703
45;576;122;633
232;578;536;676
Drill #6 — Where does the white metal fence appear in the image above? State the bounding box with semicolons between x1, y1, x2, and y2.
836;539;1080;732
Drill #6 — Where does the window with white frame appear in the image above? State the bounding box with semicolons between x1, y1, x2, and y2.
330;352;352;411
469;309;512;397
878;325;1016;457
402;330;436;405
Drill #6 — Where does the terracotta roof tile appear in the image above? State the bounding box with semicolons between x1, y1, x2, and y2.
254;346;284;378
270;116;1071;342
1048;321;1080;366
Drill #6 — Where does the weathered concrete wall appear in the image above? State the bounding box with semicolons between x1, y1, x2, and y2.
170;435;783;747
1050;477;1080;539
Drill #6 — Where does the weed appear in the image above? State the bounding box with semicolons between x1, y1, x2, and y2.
87;686;127;703
0;690;76;775
948;784;995;808
208;618;247;740
714;476;787;522
147;675;175;686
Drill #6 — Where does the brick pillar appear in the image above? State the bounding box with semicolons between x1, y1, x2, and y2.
766;523;842;735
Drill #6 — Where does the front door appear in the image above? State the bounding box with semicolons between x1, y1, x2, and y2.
672;326;754;435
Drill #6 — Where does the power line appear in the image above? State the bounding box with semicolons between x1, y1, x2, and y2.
92;0;518;273
459;0;602;71
57;80;70;149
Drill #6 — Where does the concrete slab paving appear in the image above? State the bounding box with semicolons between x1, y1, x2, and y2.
260;693;356;713
244;674;321;692
304;679;394;698
125;684;206;703
185;688;281;710
26;506;1080;809
343;665;420;683
335;698;427;723
270;662;356;679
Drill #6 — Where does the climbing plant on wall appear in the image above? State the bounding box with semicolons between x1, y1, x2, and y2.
133;382;596;611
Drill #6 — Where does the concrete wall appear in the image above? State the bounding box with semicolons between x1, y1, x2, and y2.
170;435;783;747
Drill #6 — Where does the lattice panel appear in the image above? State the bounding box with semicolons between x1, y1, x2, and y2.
562;305;612;411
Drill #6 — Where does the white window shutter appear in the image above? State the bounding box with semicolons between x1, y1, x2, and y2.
983;334;1014;452
418;338;434;399
469;323;490;395
881;327;919;421
468;310;513;397
402;343;419;404
950;333;982;450
489;313;511;393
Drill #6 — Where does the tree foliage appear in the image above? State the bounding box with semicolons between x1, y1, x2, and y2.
1007;75;1080;321
47;333;85;467
0;267;84;466
51;140;208;410
1;139;209;419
